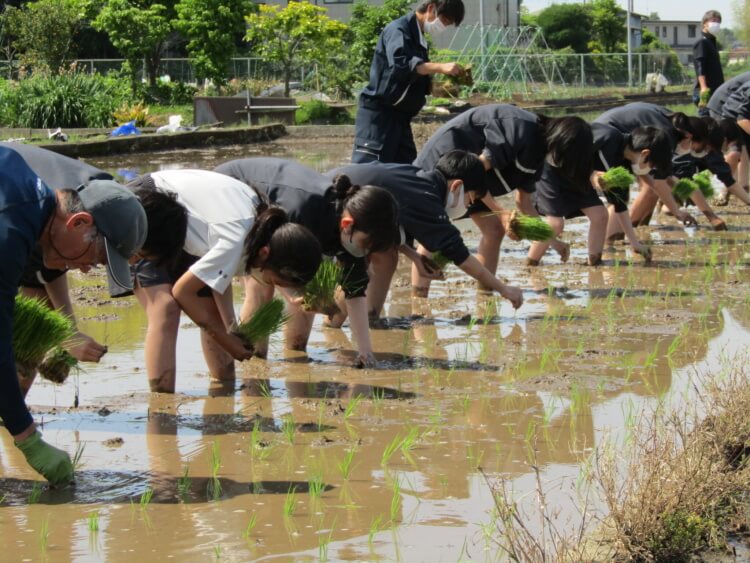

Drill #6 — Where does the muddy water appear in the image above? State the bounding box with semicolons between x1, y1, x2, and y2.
4;135;750;561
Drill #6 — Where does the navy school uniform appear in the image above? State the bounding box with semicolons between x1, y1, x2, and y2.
324;163;471;267
594;103;677;180
719;81;750;150
414;104;545;214
352;12;432;165
693;31;724;111
706;71;750;119
0;147;57;435
0;143;114;289
534;123;626;218
672;152;734;189
214;158;369;299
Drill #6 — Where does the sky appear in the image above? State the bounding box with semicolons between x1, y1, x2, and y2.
523;0;738;28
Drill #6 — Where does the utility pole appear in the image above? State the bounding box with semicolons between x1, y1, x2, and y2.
479;0;486;82
626;0;633;87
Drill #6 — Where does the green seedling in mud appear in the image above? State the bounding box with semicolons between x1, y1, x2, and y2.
303;260;343;316
318;523;336;562
381;434;403;466
283;486;297;518
208;441;222;500
509;212;554;241
214;545;221;560
72;442;86;472
87;510;100;532
0;494;6;504
368;515;383;549
309;473;325;499
389;478;402;524
600;166;635;191
235;298;289;347
28;482;43;504
257;381;272;398
242;513;258;539
281;414;295;445
693;170;715;198
459;393;470;414
337;448;356;480
13;295;75;375
177;465;192;499
466;445;485;470
371;386;385;411
343;394;364;421
316;401;326;432
644;341;660;369
139;487;153;508
400;426;420;456
672;179;699;202
39;516;49;554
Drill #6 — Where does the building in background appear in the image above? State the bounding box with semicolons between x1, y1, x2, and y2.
642;19;702;64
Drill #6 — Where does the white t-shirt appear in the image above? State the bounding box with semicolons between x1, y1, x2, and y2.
150;169;259;293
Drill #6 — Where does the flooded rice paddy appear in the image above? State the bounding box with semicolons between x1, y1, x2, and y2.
4;133;750;561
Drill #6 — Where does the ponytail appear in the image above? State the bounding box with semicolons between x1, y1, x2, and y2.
332;174;400;253
671;112;709;143
538;114;594;188
245;205;322;287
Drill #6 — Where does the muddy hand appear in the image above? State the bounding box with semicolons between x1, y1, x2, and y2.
441;62;464;77
419;255;445;280
67;331;107;362
15;431;74;486
634;243;652;263
677;210;697;226
354;351;377;369
501;211;519;241
225;332;255;361
501;285;524;309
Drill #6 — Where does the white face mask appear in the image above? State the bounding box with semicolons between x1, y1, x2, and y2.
250;267;270;287
691;149;708;158
445;182;466;220
631;155;652;176
707;21;721;35
675;141;691;156
424;10;448;36
341;231;368;258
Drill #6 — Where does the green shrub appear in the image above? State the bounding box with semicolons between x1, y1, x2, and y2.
295;99;331;124
137;80;197;106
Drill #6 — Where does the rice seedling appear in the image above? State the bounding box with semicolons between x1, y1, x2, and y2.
466;445;485;469
318;523;335;562
38;346;78;384
672;178;698;202
87;510;100;532
693;169;715;198
600;166;635;191
283;486;297;518
381;434;403;466
508;212;554;241
389;478;402;524
208;441;222;500
242;513;258;539
337;448;356;480
13;295;75;373
371;386;385;410
368;515;383;549
343;394;364;421
214;544;221;559
303;260;343;316
177;465;192;499
235;298;289;347
72;442;85;471
400;426;420;456
139;487;153;508
309;472;325;499
430;250;451;270
39;516;49;553
0;494;6;504
28;482;43;504
281;414;295;445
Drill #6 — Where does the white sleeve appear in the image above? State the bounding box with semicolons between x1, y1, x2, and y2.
188;219;251;293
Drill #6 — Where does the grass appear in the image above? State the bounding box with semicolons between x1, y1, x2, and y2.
235;298;288;347
308;473;325;499
509;213;555;241
139;487;153;508
281;414;295;445
303;260;342;316
600;166;635;191
283;486;297;518
672;178;699;201
208;441;222;500
381;434;403;466
343;394;364;421
13;295;75;368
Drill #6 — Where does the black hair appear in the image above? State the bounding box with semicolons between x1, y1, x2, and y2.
628;126;672;177
244;205;322;287
416;0;465;25
132;185;188;268
435;150;487;198
671;112;709;143
538;115;593;187
718;118;743;146
332;174;400;253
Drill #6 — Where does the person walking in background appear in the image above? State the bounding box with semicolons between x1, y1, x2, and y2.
694;10;724;116
352;0;466;164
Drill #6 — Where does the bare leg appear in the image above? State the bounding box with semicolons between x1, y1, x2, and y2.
582;205;608;265
740;146;749;191
284;299;316;351
689;190;727;230
134;283;180;393
630;177;660;226
239;276;275;358
366;248;399;319
471;212;505;287
201;288;235;381
527;216;564;265
515;190;536;215
411;243;433;297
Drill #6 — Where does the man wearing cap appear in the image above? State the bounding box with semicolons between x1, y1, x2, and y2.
0;146;147;485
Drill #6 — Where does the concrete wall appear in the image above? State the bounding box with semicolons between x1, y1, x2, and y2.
643;20;701;63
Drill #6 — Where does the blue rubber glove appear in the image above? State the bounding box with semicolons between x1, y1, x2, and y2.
15;431;74;486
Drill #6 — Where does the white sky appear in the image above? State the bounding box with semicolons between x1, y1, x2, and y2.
523;0;738;28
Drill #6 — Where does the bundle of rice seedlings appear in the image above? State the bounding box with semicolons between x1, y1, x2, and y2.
38;347;78;384
509;212;555;241
430;251;452;270
693;170;715;198
672;178;699;202
447;65;473;87
600;166;635;191
13;295;75;376
235;298;289;347
302;260;342;316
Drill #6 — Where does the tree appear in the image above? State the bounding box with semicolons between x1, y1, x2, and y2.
0;7;18;78
536;3;592;53
5;0;85;73
589;0;625;53
94;0;174;89
734;0;750;49
175;0;255;88
347;0;412;79
245;2;347;97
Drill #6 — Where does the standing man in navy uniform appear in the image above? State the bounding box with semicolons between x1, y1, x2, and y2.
694;10;724;116
352;0;466;164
